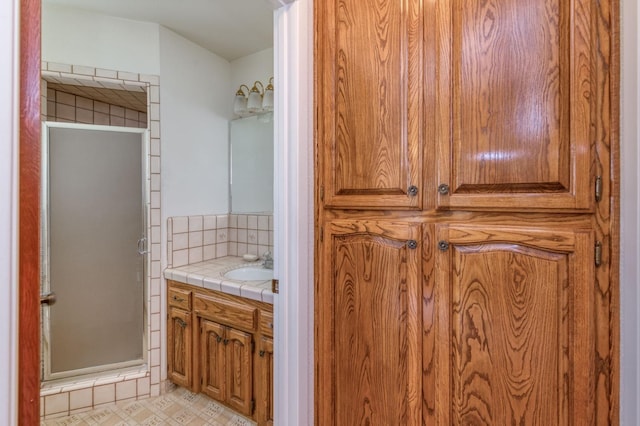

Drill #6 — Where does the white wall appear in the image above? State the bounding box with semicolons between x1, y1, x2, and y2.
0;0;18;422
620;0;640;423
42;4;160;74
230;47;274;97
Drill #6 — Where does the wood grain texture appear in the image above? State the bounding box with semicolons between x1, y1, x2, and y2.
435;0;593;211
168;287;192;310
194;294;258;332
167;281;272;422
19;0;41;423
317;220;421;425
422;225;437;420
167;307;193;389
433;225;594;425
319;0;423;209
453;246;567;424
200;319;227;402
314;0;618;423
256;336;274;426
226;327;253;417
592;0;619;423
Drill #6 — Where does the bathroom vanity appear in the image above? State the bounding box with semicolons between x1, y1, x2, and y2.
165;258;274;425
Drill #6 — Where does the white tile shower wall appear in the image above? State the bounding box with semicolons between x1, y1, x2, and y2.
39;62;161;420
167;213;273;267
46;87;147;128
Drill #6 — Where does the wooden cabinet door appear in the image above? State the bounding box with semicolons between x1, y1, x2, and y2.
316;0;423;209
200;319;227;402
431;0;593;211
317;220;422;425
428;224;594;425
225;327;254;417
167;306;192;389
257;336;274;426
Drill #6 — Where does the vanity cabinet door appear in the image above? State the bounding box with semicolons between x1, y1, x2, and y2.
200;319;227;402
200;319;254;418
256;336;274;426
167;306;192;390
225;327;254;417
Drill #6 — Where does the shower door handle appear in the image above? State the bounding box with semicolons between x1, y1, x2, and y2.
137;237;149;255
40;292;57;305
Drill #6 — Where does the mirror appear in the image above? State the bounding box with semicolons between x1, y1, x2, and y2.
230;114;274;213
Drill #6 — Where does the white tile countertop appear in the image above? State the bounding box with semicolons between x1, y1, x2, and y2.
163;256;274;304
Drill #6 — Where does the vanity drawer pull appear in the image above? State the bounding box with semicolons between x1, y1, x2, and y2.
168;286;192;309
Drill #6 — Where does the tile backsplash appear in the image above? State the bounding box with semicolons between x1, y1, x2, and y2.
167;214;274;268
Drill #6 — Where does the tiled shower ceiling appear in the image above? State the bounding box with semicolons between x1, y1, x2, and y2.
46;82;148;113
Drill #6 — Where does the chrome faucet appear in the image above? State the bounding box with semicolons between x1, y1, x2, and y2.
262;250;273;269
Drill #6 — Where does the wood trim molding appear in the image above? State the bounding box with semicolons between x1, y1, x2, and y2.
19;0;41;423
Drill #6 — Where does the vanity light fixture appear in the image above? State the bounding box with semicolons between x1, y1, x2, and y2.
233;77;274;116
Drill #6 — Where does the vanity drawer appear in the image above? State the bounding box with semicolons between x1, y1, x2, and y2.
259;310;274;337
168;287;192;310
194;294;258;332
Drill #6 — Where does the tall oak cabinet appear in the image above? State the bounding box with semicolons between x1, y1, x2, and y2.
314;0;619;425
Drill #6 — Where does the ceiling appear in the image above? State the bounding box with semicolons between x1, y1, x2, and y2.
43;0;275;61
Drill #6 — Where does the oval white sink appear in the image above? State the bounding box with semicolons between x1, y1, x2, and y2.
224;266;273;281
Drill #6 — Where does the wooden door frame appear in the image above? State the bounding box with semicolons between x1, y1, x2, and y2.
19;0;41;423
17;1;317;425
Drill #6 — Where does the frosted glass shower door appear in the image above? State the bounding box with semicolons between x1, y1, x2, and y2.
43;124;147;380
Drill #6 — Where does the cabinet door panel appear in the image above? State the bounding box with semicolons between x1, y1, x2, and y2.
200;320;226;402
433;0;592;211
430;225;594;425
317;0;423;209
257;336;274;426
167;307;192;389
226;328;254;417
317;220;422;425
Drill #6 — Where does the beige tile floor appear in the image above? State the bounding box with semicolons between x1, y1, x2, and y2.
41;386;257;426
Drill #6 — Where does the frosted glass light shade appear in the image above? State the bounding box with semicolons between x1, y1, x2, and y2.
233;84;250;116
247;91;263;113
247;81;265;113
233;94;248;115
262;88;274;111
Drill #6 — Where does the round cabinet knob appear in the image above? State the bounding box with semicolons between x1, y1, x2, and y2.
437;184;450;195
408;185;418;196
